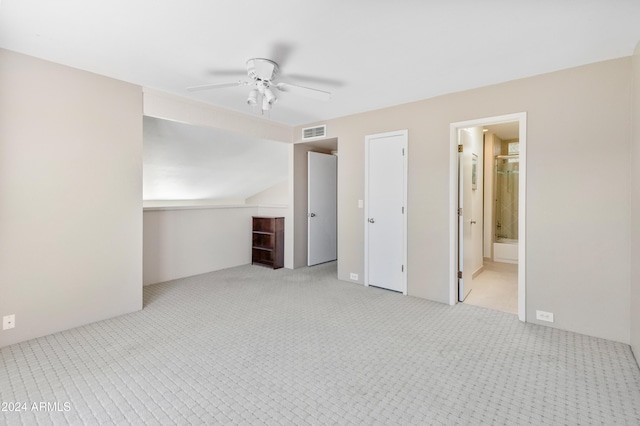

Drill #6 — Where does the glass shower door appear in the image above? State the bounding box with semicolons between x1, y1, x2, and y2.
495;156;519;243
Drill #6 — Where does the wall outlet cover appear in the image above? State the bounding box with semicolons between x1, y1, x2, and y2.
350;273;358;281
3;314;15;330
536;310;554;323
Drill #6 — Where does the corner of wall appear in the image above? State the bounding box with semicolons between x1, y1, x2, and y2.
630;40;640;360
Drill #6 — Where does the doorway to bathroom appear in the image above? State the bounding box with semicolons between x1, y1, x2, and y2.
450;113;526;322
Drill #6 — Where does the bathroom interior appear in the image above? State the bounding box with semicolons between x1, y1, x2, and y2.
464;121;520;314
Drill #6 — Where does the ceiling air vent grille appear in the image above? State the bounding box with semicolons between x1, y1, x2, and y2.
302;125;326;140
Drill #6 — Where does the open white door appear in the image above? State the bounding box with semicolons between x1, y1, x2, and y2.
365;130;407;294
307;151;337;266
458;130;474;301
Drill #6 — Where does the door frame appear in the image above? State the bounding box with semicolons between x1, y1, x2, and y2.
449;113;527;321
364;129;408;295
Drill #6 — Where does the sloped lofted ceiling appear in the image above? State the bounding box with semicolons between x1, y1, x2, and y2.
1;1;640;126
143;117;288;201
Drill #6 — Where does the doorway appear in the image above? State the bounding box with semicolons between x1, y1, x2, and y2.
292;138;338;269
364;130;408;294
450;114;526;321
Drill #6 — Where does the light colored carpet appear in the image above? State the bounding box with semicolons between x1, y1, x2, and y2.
1;262;640;425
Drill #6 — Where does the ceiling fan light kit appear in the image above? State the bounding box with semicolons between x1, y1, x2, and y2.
247;88;259;106
187;57;331;114
263;87;277;104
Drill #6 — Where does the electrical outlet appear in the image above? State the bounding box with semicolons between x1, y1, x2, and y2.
3;314;15;330
350;273;358;281
536;310;554;323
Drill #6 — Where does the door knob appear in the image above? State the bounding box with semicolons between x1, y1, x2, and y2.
309;213;316;217
470;220;476;224
368;218;375;223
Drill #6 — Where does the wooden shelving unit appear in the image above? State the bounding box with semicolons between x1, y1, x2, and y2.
252;216;284;269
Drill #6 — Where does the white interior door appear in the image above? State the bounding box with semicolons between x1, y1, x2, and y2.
365;131;407;294
307;151;337;266
458;131;474;301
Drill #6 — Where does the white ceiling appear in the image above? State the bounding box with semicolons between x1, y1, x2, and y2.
143;117;288;201
2;1;640;126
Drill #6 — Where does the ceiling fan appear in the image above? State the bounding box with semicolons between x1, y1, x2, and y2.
187;58;331;112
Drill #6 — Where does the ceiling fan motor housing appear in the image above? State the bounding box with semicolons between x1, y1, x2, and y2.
247;58;279;81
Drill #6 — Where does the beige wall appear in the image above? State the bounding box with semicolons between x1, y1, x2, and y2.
143;88;292;144
295;57;632;343
143;206;258;285
246;180;289;205
144;188;290;286
0;49;143;347
631;42;640;357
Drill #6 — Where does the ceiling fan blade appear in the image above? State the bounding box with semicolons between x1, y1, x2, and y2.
286;73;345;87
206;69;246;77
274;82;331;101
186;81;248;91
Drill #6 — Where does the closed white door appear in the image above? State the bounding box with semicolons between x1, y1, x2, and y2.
308;151;337;266
365;131;407;293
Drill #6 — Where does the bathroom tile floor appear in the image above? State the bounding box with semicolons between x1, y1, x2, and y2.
464;259;518;314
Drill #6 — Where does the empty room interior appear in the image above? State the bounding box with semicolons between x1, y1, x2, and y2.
2;1;640;424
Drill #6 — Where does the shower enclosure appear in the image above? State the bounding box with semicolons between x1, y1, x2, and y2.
493;154;519;263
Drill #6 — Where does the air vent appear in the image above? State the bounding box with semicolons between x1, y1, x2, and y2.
302;125;326;140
